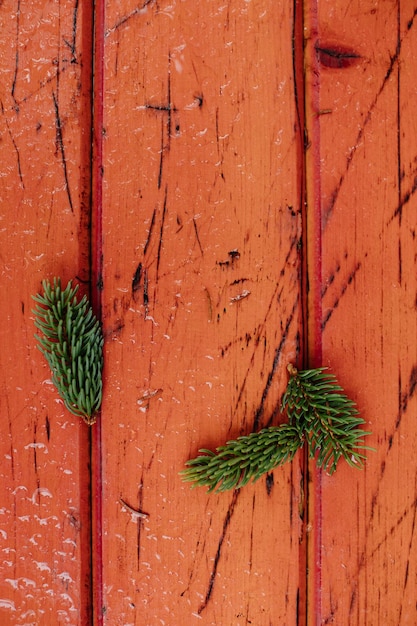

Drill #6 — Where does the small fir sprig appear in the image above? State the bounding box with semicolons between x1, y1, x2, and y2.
181;364;372;492
32;278;103;425
282;364;370;473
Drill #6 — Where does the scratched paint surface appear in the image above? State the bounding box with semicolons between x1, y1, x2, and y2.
96;0;304;623
304;1;417;623
0;1;93;624
2;0;416;623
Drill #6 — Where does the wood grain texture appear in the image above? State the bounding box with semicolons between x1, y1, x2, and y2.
304;1;417;623
0;1;93;623
96;0;304;623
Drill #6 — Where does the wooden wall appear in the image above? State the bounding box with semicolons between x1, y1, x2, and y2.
1;0;416;624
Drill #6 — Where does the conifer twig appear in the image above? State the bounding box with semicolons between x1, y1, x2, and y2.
32;278;104;425
181;364;373;492
181;424;302;493
283;364;372;473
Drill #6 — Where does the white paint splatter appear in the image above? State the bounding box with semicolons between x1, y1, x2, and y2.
31;487;53;504
24;442;48;453
0;599;15;610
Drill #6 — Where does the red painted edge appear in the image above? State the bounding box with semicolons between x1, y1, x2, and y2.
91;1;105;623
305;1;323;624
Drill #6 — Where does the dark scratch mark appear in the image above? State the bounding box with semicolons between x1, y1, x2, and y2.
11;0;21;109
52;91;74;213
156;186;168;279
132;263;142;295
111;320;125;336
390;366;405;451
388;175;417;224
33;423;38;474
322;262;361;329
2;107;25;188
407;7;417;30
193;218;204;256
395;2;402;251
252;299;298;432
348;584;357;618
204;287;213;321
265;473;274;495
157;119;164;190
400;365;417;415
175;214;183;234
97;271;104;291
198;491;239;614
144;208;156;256
194;93;203;107
45;415;50;442
402;493;417;596
66;0;79;63
145;54;176;189
137;482;145;567
105;0;155;36
143;268;149;313
321;261;341;298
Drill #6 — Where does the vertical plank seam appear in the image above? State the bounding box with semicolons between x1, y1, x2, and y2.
303;0;323;624
91;0;106;623
292;0;308;622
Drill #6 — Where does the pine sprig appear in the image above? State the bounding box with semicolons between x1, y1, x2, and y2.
180;424;302;493
181;364;373;492
283;364;372;473
32;278;104;425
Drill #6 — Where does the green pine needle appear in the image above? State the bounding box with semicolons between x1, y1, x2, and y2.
32;278;104;425
283;364;373;474
180;424;302;493
181;364;373;492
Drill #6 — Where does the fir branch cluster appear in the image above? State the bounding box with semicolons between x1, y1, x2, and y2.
32;278;103;425
181;364;372;492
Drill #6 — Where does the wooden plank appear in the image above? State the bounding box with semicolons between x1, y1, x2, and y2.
96;0;304;623
0;1;93;623
304;1;417;623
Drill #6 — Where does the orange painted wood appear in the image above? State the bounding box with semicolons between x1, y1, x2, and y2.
96;0;304;623
304;1;417;623
3;1;415;623
0;1;93;623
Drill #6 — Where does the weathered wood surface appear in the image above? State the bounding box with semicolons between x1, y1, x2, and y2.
0;0;93;624
304;0;417;623
1;0;417;624
96;0;303;624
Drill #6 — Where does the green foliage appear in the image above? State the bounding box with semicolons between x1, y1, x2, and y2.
32;278;103;425
282;364;371;473
181;424;302;493
181;364;373;492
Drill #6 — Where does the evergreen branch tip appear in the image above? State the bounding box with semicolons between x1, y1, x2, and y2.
32;277;103;425
181;364;374;492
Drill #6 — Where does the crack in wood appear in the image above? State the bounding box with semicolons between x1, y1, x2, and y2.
2;104;25;188
62;0;79;64
322;262;362;329
105;0;155;36
198;490;239;614
52;91;74;213
11;0;21;110
156;186;168;280
252;299;298;432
